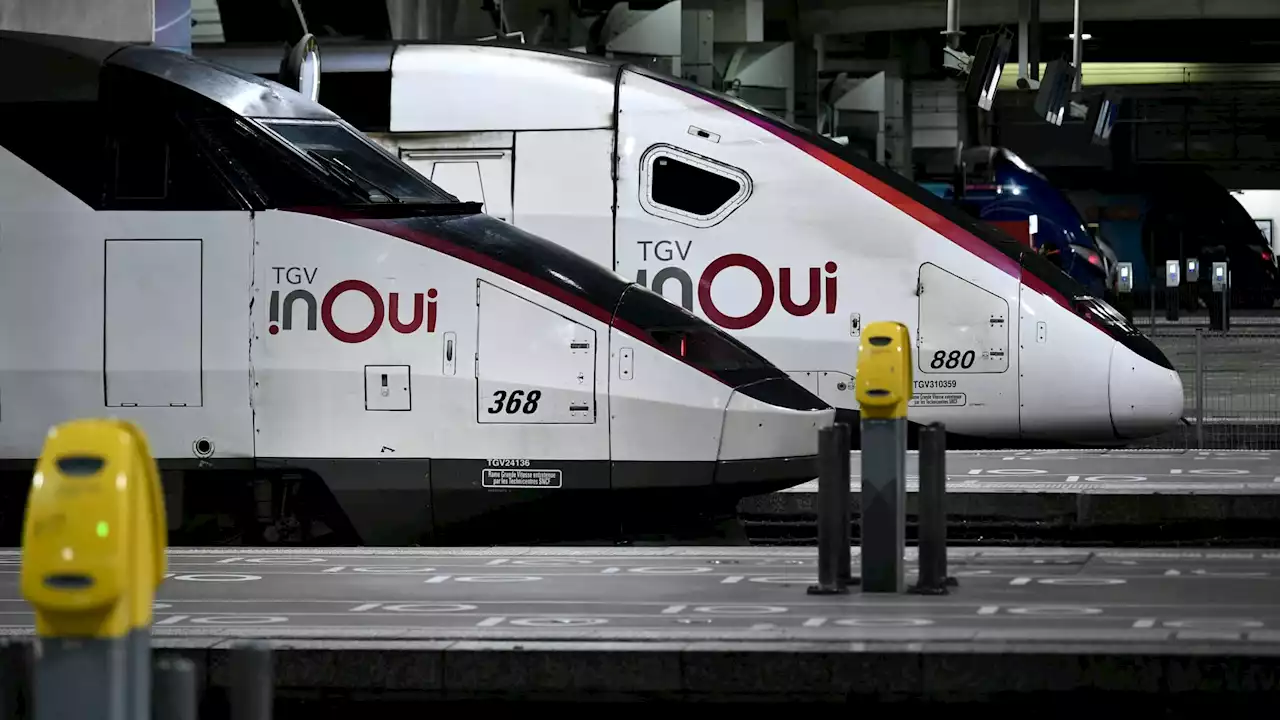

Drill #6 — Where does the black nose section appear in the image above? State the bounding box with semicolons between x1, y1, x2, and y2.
1121;332;1174;371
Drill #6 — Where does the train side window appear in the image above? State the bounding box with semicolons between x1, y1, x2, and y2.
639;144;751;228
105;117;238;211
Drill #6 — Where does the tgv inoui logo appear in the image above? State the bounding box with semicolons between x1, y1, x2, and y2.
267;265;438;344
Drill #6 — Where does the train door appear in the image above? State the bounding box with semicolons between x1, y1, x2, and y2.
399;142;513;222
474;279;607;462
914;263;1017;435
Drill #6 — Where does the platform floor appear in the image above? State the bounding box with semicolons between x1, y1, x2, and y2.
745;449;1280;542
4;546;1280;701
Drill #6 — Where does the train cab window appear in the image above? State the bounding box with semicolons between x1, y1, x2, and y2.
639;144;751;228
259;120;457;205
192;117;346;209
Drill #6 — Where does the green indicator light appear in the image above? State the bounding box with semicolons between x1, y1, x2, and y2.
96;521;109;538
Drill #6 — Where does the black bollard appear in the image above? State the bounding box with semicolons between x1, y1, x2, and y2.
1;639;31;720
910;422;956;595
808;425;849;595
835;423;854;586
230;642;273;720
153;656;198;720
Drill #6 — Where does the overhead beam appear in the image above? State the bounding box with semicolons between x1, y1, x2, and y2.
798;0;1280;36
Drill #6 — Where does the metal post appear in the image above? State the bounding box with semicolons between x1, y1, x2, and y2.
910;423;954;595
1071;0;1083;92
229;641;274;720
808;425;849;595
860;414;907;593
944;0;961;49
836;422;853;586
153;657;198;720
1195;328;1205;449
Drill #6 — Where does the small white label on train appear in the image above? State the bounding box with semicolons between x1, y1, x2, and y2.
482;468;563;488
908;392;967;407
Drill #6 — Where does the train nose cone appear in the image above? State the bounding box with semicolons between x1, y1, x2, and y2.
1108;341;1185;439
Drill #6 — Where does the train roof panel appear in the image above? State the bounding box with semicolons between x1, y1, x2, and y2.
388;44;620;132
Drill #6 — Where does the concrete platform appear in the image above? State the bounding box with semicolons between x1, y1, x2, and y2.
4;546;1280;702
743;448;1280;543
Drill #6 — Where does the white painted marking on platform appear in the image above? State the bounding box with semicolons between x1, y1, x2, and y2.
835;618;934;627
803;618;828;627
155;615;188;625
750;623;777;630
1165;569;1182;576
190;616;287;625
661;605;687;614
600;567;621;574
486;559;510;566
382;604;476;613
349;604;381;612
1007;606;1103;616
216;558;243;564
476;617;506;627
1010;577;1032;585
968;469;982;474
1037;577;1126;586
1132;619;1156;628
454;575;542;583
1171;469;1183;474
323;566;346;573
694;605;787;615
977;606;999;615
508;618;608;627
173;574;261;582
629;566;712;574
423;575;452;583
1064;476;1079;482
721;576;745;584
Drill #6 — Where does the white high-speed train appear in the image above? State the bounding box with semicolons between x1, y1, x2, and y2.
199;41;1186;447
0;30;834;546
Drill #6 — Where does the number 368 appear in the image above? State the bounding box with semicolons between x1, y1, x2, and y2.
488;389;542;415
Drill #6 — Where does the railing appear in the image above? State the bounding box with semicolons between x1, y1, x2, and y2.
1131;326;1280;449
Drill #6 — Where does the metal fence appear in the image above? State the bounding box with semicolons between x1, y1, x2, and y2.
1129;325;1280;449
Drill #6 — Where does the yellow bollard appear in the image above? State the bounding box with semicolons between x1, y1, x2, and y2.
854;322;912;592
20;418;167;720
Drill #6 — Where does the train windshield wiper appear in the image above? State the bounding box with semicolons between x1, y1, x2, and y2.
305;151;401;204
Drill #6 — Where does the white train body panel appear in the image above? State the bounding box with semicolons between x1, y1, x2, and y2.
316;42;1186;443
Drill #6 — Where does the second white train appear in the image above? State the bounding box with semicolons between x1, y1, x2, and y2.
200;41;1187;446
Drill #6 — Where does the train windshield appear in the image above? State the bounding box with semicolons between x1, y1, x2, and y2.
259;119;457;205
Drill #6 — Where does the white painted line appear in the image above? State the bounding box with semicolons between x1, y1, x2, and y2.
600;567;621;574
476;617;505;627
323;566;346;573
423;575;452;584
1064;476;1079;482
486;559;510;566
1132;618;1156;628
968;469;982;475
154;616;188;625
660;605;687;614
216;558;243;564
750;623;777;630
1171;469;1183;474
721;576;745;584
1009;577;1032;585
977;606;1000;615
348;604;381;612
803;618;828;627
